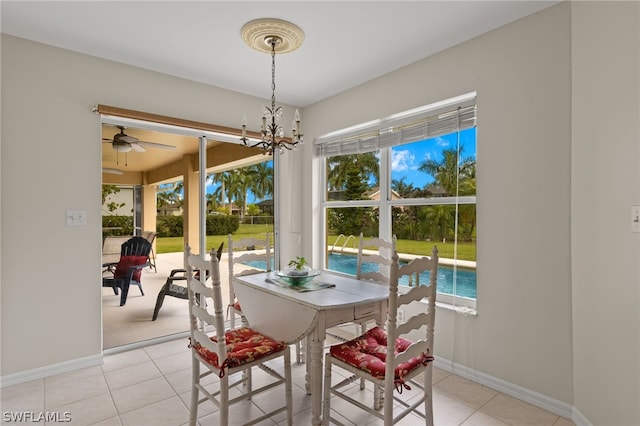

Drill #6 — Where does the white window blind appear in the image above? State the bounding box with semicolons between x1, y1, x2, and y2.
314;92;477;158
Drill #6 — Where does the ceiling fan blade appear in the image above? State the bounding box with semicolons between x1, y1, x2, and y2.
137;141;177;150
102;168;123;175
130;143;146;152
115;134;137;143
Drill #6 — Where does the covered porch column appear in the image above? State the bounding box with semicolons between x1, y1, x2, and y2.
182;153;201;252
141;183;157;233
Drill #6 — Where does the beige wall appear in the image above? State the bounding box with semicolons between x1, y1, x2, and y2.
2;2;639;424
297;2;638;424
303;0;573;404
571;2;640;425
0;34;297;373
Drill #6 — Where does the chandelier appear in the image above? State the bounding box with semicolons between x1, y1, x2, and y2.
240;19;304;155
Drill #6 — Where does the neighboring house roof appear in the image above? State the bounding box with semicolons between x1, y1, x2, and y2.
256;199;273;207
364;188;402;200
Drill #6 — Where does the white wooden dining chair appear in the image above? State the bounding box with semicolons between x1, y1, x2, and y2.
185;245;292;426
351;233;397;403
322;246;439;426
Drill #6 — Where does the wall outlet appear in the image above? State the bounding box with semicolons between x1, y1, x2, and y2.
397;309;405;323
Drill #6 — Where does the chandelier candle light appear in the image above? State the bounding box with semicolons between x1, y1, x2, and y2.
240;19;304;155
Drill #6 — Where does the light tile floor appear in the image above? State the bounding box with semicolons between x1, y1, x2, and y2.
1;337;575;426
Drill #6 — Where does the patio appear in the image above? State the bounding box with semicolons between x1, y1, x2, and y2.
103;251;240;350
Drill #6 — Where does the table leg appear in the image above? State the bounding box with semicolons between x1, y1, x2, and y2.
305;336;311;394
309;335;324;426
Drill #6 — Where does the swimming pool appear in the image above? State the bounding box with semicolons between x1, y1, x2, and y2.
242;252;477;299
327;253;476;299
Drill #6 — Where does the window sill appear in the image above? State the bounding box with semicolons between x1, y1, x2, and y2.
436;301;477;316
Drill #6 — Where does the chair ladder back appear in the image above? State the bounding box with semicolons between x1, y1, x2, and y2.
385;247;439;398
186;245;227;366
228;233;272;276
227;233;272;328
121;236;152;257
356;233;397;284
395;340;429;366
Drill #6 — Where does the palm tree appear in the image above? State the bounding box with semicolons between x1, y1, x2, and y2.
391;177;415;197
235;170;256;220
156;182;182;208
205;193;217;213
249;161;273;202
327;152;378;192
418;146;476;196
210;172;233;211
418;145;476;242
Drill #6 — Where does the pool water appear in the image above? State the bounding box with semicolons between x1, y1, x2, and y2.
242;252;477;299
327;253;476;299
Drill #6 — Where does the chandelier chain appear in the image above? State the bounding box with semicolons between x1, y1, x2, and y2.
271;39;277;112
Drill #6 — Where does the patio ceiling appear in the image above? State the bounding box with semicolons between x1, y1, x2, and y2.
101;123;267;186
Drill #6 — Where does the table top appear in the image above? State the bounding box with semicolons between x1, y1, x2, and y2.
233;270;389;311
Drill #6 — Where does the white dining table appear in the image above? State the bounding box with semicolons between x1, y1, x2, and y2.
232;270;389;426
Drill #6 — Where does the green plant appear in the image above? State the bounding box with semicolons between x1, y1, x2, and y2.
287;256;307;270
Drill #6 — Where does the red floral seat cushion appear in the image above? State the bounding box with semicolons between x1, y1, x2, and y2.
329;326;433;388
114;255;148;282
192;327;286;375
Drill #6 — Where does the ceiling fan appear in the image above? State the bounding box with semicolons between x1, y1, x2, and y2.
102;125;176;152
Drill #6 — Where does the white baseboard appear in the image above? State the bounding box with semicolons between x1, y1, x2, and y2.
0;354;103;388
433;357;580;423
571;406;593;426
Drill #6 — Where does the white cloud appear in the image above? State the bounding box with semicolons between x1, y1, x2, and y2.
435;136;449;147
392;149;415;172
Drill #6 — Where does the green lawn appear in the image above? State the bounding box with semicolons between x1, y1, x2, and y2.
156;223;274;254
327;235;475;261
156;224;475;261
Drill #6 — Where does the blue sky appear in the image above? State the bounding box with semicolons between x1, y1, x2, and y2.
390;128;476;190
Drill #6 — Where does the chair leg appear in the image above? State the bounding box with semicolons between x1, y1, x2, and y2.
189;352;199;426
149;247;157;272
220;374;229;425
119;282;130;306
284;346;293;426
138;283;144;296
374;385;383;410
152;290;166;321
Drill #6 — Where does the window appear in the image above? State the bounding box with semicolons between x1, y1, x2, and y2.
315;93;477;310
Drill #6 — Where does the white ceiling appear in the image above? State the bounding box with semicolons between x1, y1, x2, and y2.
1;1;559;108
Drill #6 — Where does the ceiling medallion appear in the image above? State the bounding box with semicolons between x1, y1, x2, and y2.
241;18;304;54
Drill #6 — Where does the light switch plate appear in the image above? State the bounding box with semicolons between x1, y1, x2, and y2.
632;206;640;233
66;210;87;226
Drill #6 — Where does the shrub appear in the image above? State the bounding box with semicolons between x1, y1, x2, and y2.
102;215;134;236
206;214;240;235
156;215;183;237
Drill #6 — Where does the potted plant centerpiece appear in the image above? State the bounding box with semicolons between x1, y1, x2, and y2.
285;256;310;276
276;256;320;286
